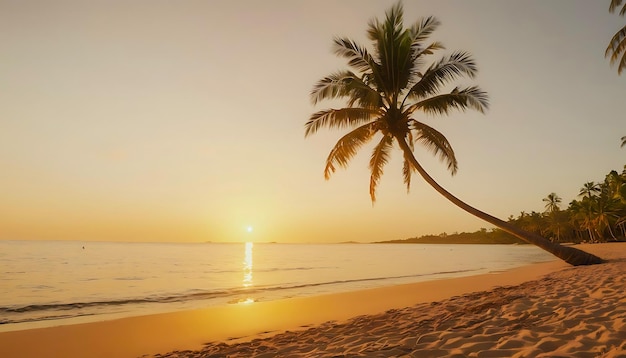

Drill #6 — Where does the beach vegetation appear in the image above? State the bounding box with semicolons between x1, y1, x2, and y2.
383;166;626;245
305;2;604;265
378;228;524;245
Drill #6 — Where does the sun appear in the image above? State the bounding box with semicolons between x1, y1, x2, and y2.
247;226;253;233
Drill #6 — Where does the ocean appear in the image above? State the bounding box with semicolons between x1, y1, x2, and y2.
0;240;555;332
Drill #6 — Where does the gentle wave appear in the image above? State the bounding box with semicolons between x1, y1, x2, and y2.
0;267;479;325
210;266;338;274
0;313;96;325
1;241;556;330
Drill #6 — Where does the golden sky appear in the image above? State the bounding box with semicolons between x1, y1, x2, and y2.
2;0;626;243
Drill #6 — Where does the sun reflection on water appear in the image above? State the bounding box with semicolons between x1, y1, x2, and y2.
237;242;255;304
243;242;253;288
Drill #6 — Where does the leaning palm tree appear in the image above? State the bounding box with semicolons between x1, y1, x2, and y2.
606;0;626;74
306;2;603;265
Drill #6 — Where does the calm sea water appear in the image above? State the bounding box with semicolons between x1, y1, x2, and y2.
0;240;554;332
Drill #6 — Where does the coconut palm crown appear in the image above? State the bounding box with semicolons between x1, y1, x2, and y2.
306;2;604;266
543;193;562;214
306;3;487;202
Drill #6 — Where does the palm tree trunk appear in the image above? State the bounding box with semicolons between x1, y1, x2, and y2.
575;229;582;242
556;227;560;243
607;222;618;241
397;137;604;266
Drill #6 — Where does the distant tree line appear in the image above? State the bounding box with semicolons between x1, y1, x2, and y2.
510;166;626;244
383;166;626;244
378;228;524;245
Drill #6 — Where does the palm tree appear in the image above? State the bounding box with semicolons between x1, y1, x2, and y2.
579;182;601;199
605;170;624;200
543;192;562;214
542;193;563;242
306;3;603;265
596;181;621;241
570;199;598;242
606;0;626;74
520;211;546;237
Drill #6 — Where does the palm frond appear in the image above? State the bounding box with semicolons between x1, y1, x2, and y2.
392;16;443;94
305;107;380;137
369;2;409;97
410;86;489;115
365;3;404;40
606;26;626;74
402;132;415;192
406;41;445;87
384;2;405;37
621;136;626;148
345;73;383;108
410;120;458;175
333;37;377;74
408;16;441;45
407;51;479;100
324;122;378;180
369;134;393;202
402;159;413;193
412;41;445;61
310;71;357;104
606;26;626;61
310;71;382;107
609;0;626;15
366;17;384;46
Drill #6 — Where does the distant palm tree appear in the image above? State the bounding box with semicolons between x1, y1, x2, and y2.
543;192;563;242
543;192;562;214
306;2;603;265
579;182;601;199
606;0;626;74
605;170;625;201
570;198;598;242
594;196;620;241
606;169;626;236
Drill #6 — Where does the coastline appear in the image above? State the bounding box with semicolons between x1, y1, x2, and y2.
1;243;624;358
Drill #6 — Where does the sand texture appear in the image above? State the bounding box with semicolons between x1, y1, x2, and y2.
151;244;626;358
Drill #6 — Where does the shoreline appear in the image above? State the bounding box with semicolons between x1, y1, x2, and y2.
0;253;567;358
1;243;624;357
0;242;553;334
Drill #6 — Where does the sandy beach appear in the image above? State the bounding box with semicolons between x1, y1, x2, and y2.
1;243;625;358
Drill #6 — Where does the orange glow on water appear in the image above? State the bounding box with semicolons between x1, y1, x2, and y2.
240;242;254;305
243;242;253;288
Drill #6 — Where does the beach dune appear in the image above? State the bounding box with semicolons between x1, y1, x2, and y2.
1;243;624;358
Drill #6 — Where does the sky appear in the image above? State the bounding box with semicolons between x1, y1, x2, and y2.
2;0;626;243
